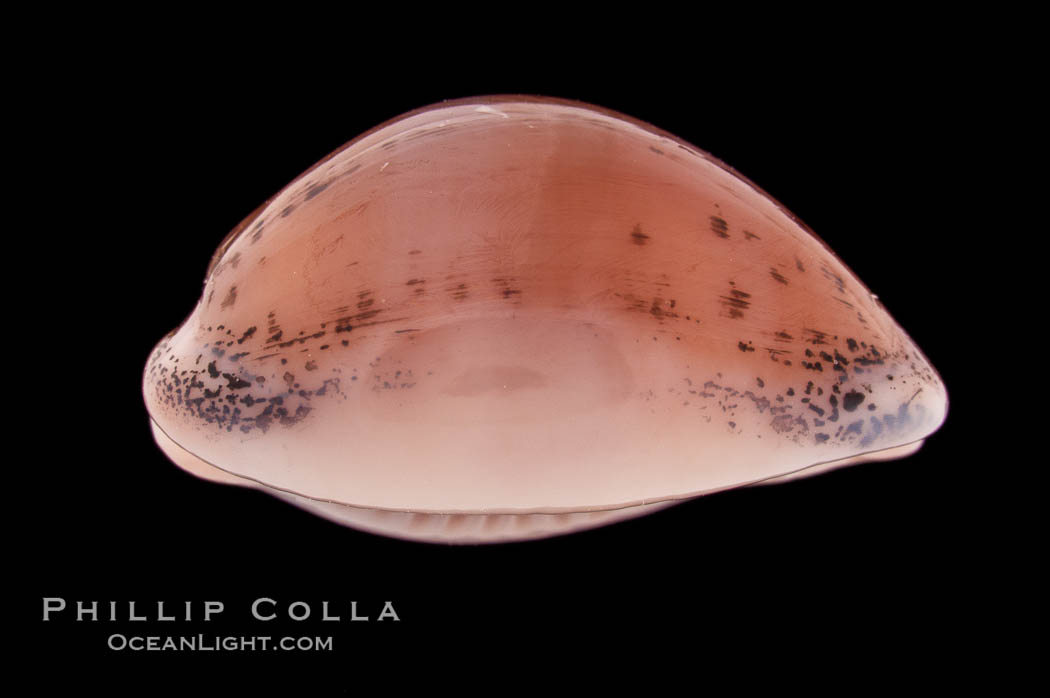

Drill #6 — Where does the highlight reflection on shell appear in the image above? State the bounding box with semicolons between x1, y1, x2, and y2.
143;96;947;543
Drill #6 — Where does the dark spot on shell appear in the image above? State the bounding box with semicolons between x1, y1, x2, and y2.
802;328;829;345
450;283;469;301
223;373;251;390
843;390;865;411
630;224;650;245
277;404;312;427
710;216;729;239
220;286;237;310
720;289;751;319
236;326;257;344
820;264;846;294
305;181;330;200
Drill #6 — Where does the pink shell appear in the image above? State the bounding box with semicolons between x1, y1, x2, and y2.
143;97;948;543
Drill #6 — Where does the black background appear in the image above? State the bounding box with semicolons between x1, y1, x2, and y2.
19;29;996;688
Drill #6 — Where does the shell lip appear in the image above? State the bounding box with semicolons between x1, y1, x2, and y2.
149;414;933;517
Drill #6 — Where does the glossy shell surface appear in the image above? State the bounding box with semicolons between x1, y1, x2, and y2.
143;97;948;543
